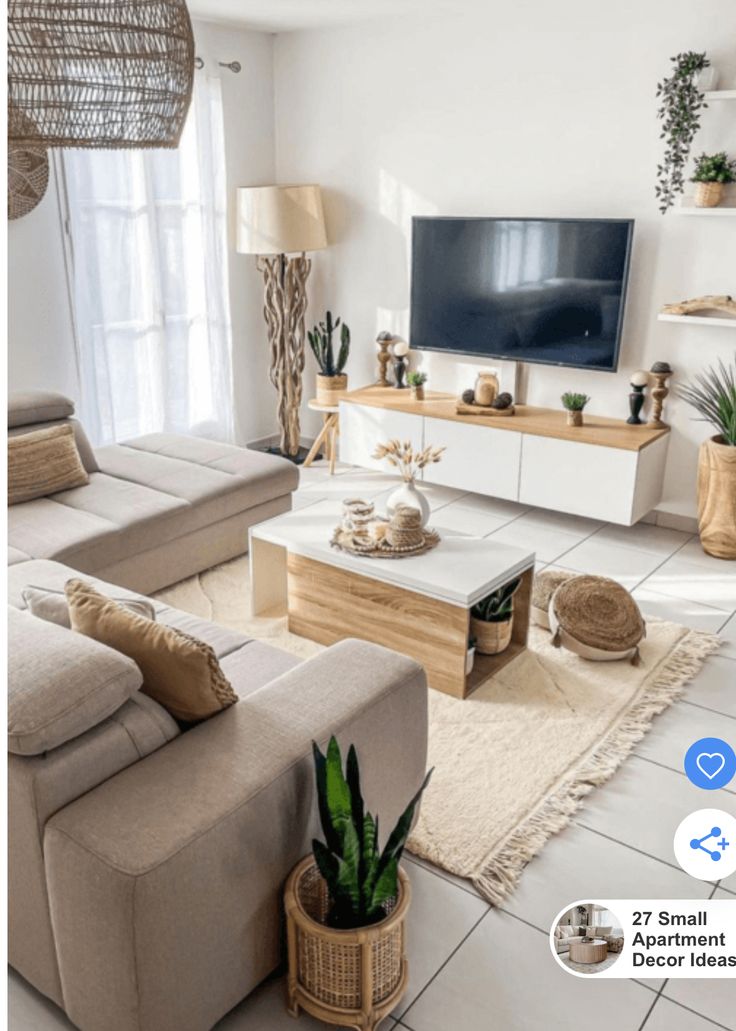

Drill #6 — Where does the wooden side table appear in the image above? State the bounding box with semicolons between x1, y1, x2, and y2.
303;399;340;474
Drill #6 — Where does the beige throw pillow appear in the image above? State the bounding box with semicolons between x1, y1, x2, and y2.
8;423;89;505
22;584;156;629
65;579;238;722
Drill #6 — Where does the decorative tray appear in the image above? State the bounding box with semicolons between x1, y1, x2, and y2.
455;400;516;417
330;520;440;559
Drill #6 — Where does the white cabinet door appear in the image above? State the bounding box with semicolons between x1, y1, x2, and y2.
519;435;637;524
339;402;424;471
422;416;521;500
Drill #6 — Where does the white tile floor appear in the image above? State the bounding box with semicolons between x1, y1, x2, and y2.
9;460;736;1031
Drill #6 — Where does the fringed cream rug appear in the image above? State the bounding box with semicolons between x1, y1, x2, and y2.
155;555;720;905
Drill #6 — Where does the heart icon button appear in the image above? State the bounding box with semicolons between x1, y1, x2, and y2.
696;752;726;781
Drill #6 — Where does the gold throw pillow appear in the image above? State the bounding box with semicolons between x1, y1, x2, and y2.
8;423;89;505
65;579;238;722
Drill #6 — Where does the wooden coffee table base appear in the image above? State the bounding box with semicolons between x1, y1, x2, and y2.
286;553;532;699
568;940;608;964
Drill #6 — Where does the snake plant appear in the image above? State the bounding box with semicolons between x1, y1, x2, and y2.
308;310;350;377
311;736;432;929
471;578;521;623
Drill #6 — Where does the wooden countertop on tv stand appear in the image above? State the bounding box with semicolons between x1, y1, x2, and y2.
341;386;670;452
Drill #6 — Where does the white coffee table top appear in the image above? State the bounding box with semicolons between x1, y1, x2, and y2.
250;499;534;607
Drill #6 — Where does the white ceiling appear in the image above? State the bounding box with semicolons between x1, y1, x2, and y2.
188;0;457;33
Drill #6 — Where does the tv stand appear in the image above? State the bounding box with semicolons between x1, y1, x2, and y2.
339;387;670;526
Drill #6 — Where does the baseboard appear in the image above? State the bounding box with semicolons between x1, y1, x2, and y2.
651;510;699;534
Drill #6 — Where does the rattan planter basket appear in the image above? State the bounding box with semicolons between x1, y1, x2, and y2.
285;856;411;1030
694;182;723;208
470;615;513;655
316;373;348;405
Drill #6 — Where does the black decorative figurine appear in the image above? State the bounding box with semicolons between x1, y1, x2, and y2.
627;370;649;425
392;340;409;389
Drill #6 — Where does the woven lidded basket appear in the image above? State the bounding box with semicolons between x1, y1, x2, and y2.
531;569;576;628
549;574;646;664
285;856;410;1029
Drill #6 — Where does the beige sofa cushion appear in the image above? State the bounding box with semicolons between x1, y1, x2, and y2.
21;584;155;629
8;390;74;428
8;607;143;756
66;579;239;722
8;424;89;505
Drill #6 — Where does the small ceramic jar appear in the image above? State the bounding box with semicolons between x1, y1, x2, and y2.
474;371;499;407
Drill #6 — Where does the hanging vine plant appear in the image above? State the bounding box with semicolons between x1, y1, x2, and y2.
655;51;709;213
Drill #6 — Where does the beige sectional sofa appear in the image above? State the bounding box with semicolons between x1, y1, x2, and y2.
7;395;430;1031
8;390;299;593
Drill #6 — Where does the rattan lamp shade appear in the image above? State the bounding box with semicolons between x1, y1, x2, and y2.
236;185;327;255
8;0;195;149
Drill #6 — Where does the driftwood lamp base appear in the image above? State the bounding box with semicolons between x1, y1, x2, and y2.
256;253;312;457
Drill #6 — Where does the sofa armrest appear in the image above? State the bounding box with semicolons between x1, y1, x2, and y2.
44;640;428;1031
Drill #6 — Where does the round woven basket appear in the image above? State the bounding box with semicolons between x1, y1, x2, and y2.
693;181;723;208
549;575;646;664
285;856;410;1030
531;569;576;628
470;615;513;655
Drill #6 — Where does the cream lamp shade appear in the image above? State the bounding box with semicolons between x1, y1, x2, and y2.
236;184;327;255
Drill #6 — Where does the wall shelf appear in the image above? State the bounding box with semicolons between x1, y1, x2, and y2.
674;205;736;216
658;314;736;328
704;89;736;100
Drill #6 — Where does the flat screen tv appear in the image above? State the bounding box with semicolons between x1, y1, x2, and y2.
410;217;634;372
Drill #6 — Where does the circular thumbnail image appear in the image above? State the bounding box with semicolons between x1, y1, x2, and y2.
551;902;624;975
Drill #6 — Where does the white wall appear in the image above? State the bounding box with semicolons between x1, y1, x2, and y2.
274;1;736;519
7;20;278;448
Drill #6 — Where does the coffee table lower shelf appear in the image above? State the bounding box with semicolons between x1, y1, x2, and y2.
251;541;532;699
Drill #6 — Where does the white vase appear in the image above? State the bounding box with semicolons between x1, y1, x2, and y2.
386;480;430;527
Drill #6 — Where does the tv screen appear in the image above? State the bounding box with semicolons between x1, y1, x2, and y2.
410;217;633;372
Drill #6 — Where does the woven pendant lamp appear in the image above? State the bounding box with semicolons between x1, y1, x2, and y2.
8;0;195;150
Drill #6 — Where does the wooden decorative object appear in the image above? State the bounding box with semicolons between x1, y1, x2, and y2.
8;109;48;220
660;295;736;318
455;400;515;417
376;334;393;386
257;254;311;457
303;400;340;475
8;1;194;150
648;362;672;427
697;437;736;559
285;856;410;1031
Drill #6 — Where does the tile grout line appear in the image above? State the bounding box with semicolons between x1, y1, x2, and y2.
631;752;736;796
394;907;491;1024
637;979;670;1031
573;821;720;883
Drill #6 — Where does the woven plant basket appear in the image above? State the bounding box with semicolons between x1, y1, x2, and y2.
694;182;723;208
549;574;646;664
470;615;513;655
285;856;410;1031
316;373;348;405
697;436;736;559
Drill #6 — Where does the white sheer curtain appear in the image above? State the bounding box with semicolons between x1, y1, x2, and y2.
62;72;233;445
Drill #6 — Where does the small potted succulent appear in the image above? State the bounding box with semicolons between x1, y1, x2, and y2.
309;311;351;405
469;578;521;656
677;358;736;558
284;736;432;1030
561;392;590;427
690;152;736;208
407;370;428;401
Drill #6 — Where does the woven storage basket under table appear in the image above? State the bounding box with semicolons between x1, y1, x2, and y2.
285;856;411;1030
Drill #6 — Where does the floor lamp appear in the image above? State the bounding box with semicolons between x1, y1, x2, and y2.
236;184;327;459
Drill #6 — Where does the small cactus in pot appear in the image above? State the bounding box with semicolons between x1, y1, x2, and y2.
309;310;351;404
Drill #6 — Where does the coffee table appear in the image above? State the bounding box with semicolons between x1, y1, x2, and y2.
249;500;535;699
568;939;608;964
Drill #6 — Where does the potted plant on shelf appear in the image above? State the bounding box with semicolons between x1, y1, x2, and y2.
372;438;445;526
407;370;427;401
677;358;736;559
690;152;736;208
285;736;432;1031
309;310;351;405
469;578;521;656
655;51;710;214
561;392;590;427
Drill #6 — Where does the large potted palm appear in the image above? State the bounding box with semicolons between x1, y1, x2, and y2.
284;737;431;1031
678;357;736;559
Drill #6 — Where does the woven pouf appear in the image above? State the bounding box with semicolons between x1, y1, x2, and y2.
531;569;576;629
549;575;646;665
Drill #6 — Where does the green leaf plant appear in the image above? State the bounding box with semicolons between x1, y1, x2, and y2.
561;392;590;412
311;736;432;929
690;152;736;184
655;51;709;213
308;310;351;377
470;578;521;624
677;357;736;447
